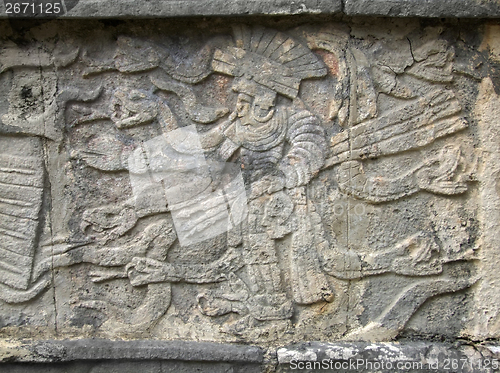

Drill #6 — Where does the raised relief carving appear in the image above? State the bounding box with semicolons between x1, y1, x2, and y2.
0;40;94;305
0;22;479;342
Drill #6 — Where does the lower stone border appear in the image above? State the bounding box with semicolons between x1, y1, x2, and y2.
0;339;264;364
2;339;500;372
278;342;500;372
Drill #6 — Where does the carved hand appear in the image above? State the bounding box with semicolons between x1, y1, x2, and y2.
249;174;285;200
320;247;363;280
74;135;131;171
126;257;172;286
81;204;138;243
415;147;468;195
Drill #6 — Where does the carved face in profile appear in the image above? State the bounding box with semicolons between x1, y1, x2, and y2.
232;78;277;126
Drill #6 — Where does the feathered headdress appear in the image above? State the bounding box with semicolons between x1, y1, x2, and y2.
212;25;327;99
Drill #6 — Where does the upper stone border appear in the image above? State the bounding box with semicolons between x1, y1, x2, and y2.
0;0;341;19
344;0;500;18
1;0;500;18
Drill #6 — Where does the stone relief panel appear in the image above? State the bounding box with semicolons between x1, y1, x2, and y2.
0;19;491;343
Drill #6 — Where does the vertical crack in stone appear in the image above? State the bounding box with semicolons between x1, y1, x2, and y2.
345;32;355;336
39;62;59;336
407;36;416;64
0;18;484;350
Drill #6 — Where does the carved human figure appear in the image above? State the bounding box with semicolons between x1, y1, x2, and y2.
80;26;336;327
64;25;477;340
0;41;82;303
170;25;338;325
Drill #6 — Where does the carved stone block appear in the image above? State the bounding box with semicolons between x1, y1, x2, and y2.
0;18;499;368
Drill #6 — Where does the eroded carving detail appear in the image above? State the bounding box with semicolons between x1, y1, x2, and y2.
0;22;481;342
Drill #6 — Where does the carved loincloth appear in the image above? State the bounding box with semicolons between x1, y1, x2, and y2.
0;149;44;290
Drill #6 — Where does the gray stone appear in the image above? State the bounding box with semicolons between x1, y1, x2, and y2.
1;339;263;363
0;0;342;18
276;341;500;372
2;340;500;372
2;0;500;18
0;16;487;342
1;340;263;372
344;0;500;18
1;360;262;373
0;14;500;372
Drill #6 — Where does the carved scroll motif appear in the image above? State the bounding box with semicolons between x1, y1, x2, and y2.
0;22;480;342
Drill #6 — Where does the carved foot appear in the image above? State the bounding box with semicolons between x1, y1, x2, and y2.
247;294;293;321
80;283;171;336
343;322;399;342
0;274;51;304
345;274;479;341
197;293;246;317
220;314;291;340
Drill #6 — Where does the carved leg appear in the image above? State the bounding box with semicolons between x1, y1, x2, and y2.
242;232;292;321
289;200;334;304
80;283;172;335
47;219;175;269
337;147;469;204
0;137;49;302
343;271;478;342
321;232;443;279
364;232;443;276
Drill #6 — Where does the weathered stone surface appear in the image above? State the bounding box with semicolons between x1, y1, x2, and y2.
2;340;500;372
344;0;500;18
0;339;264;363
276;341;500;372
2;360;262;373
0;15;499;372
0;0;342;18
2;0;500;18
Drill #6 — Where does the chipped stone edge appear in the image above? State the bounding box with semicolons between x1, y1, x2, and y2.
3;339;500;368
343;0;500;18
277;342;500;370
0;339;264;364
0;0;342;19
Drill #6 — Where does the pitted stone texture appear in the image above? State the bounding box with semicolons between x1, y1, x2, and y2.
0;339;264;363
0;0;342;18
2;361;262;373
2;0;500;18
344;0;500;18
277;341;500;373
0;17;496;351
